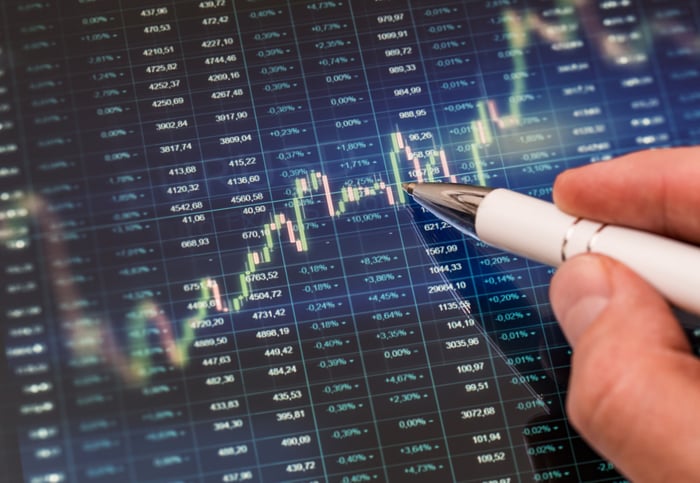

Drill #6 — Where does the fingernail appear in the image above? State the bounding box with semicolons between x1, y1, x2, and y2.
550;255;612;346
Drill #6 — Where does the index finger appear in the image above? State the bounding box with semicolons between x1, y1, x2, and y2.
553;147;700;245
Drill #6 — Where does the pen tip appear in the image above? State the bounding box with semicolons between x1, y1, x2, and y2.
402;182;415;195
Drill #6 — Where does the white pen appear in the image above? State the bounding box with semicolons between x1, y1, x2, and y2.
403;182;700;317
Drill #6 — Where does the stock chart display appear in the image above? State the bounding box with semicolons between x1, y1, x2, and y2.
1;0;699;481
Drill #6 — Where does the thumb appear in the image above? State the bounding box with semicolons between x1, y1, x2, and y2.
550;254;700;482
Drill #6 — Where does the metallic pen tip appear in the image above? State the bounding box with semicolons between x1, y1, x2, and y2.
402;182;416;195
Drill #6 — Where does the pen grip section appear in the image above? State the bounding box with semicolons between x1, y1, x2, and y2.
475;189;576;267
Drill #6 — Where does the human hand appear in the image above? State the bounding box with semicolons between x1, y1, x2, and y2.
549;147;700;482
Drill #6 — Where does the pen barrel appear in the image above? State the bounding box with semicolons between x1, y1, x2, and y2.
475;189;700;316
583;225;700;316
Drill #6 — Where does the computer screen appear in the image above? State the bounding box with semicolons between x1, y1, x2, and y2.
1;0;699;481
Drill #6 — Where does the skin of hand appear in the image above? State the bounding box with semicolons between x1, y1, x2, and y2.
549;147;700;482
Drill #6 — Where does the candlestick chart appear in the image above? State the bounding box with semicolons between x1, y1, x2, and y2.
16;120;502;385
